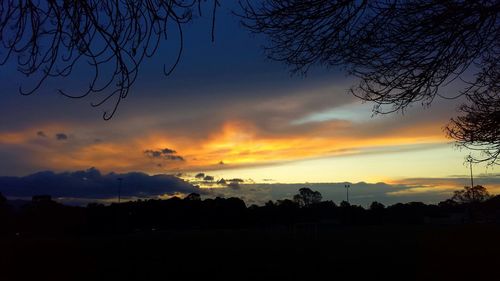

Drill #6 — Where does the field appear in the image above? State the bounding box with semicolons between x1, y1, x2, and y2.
2;224;499;281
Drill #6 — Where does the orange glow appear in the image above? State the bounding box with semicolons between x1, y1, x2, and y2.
1;118;449;176
387;178;500;195
0;124;67;145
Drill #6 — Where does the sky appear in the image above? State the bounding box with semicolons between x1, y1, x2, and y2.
0;3;498;205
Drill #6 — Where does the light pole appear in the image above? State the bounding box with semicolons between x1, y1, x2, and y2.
345;184;350;204
467;155;474;188
117;177;123;203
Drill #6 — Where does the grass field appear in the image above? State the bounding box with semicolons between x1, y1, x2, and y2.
2;224;499;281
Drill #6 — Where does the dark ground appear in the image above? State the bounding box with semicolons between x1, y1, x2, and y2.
2;224;499;281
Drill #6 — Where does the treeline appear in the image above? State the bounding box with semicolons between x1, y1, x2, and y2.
1;186;499;235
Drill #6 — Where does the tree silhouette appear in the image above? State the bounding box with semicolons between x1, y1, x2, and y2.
293;187;322;207
369;201;385;211
240;0;500;163
447;63;500;164
339;201;351;208
451;185;492;204
0;192;6;205
184;192;201;201
0;0;219;119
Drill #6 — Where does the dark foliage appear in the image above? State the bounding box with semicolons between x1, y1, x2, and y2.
2;187;499;236
292;187;322;207
447;62;500;164
451;185;492;204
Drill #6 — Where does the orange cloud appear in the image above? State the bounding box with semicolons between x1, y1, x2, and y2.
0;124;65;145
387;177;500;196
0;116;450;176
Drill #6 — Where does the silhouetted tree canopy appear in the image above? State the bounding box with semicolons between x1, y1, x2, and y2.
195;173;206;179
447;64;500;164
184;192;201;201
1;186;500;235
451;185;492;204
339;201;351;208
293;187;322;207
240;0;500;164
369;201;385;211
0;0;219;119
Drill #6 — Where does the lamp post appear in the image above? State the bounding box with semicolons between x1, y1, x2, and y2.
117;177;123;203
467;156;474;188
345;184;350;204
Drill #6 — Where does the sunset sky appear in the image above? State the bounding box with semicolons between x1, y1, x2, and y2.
0;3;498;205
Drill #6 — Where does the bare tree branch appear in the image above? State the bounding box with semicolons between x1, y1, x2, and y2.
0;0;218;119
240;0;500;164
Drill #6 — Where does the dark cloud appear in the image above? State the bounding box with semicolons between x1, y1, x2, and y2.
0;168;200;200
36;131;46;137
145;150;160;158
144;148;184;161
228;178;244;183
168;155;185;161
172;156;184;161
160;148;176;154
207;178;246;189
55;133;68;140
195;173;205;179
